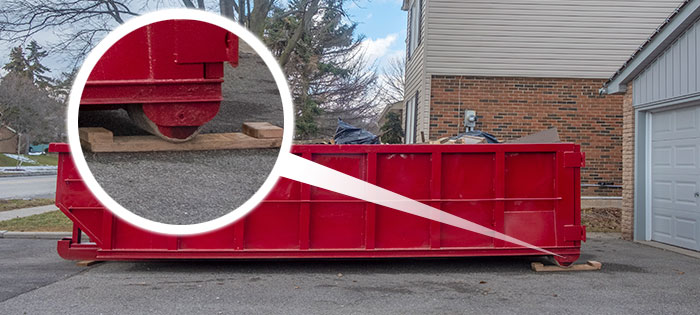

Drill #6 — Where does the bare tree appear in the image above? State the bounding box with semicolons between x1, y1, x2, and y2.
381;55;405;104
0;0;142;69
0;73;65;149
0;0;314;68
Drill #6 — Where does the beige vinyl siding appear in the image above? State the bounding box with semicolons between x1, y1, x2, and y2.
404;0;429;142
426;0;685;79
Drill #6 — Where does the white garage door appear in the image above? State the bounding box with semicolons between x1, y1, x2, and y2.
650;104;700;251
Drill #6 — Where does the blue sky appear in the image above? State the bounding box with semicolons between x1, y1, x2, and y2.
0;0;407;77
347;0;407;70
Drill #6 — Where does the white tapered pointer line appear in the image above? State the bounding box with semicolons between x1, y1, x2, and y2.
278;152;560;257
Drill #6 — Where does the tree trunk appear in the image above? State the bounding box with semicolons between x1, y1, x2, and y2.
278;0;320;67
248;0;273;37
238;0;246;25
220;0;235;19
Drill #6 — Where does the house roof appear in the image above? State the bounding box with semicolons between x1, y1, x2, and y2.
603;0;699;94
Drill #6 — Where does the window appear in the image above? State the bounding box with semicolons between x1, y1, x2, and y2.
404;91;419;144
407;0;421;59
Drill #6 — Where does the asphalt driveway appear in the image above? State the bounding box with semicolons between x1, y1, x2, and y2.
1;235;699;314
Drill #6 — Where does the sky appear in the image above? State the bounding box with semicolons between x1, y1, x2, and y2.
0;0;407;79
347;0;407;71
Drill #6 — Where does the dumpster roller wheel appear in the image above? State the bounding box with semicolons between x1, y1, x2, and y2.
127;102;220;142
553;253;580;267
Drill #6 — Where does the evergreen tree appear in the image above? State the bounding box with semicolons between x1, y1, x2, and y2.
266;0;381;139
2;41;53;88
2;46;30;77
25;41;53;88
380;111;404;144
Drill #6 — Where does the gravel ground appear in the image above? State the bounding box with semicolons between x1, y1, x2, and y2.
85;149;278;224
79;48;284;225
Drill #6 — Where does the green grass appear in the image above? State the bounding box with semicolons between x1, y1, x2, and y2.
0;198;55;212
0;153;58;167
0;210;72;232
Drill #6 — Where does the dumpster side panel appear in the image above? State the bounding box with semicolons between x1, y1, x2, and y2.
375;153;433;249
50;143;585;262
440;153;496;248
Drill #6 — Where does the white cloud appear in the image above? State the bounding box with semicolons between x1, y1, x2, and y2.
358;33;398;64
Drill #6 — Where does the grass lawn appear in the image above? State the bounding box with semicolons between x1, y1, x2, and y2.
0;210;72;232
0;198;55;212
0;153;59;167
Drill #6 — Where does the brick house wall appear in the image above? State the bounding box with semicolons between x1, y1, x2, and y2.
430;75;624;196
620;84;634;240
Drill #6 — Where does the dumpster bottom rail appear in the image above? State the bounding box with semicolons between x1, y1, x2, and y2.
57;225;582;266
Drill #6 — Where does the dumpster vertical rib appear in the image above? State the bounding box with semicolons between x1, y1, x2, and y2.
101;209;114;250
555;149;564;245
494;150;506;248
430;152;442;249
299;152;312;250
233;219;245;250
365;152;377;250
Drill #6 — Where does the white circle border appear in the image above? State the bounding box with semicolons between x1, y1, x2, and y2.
67;9;294;236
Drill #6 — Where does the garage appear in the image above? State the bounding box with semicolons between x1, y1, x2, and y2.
650;105;700;250
602;0;700;250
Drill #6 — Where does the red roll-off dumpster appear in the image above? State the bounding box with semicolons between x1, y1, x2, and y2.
49;143;586;266
80;20;239;141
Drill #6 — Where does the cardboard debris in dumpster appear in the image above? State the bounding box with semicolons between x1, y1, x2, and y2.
508;128;561;144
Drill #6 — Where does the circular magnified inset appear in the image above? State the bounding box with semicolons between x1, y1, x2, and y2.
67;9;293;235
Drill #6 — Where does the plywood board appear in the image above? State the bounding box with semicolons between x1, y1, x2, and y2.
242;122;284;139
531;260;602;272
80;127;281;153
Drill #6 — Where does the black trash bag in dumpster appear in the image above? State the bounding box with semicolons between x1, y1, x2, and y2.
334;118;380;144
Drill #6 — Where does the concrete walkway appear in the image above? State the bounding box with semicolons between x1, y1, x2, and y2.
0;205;57;221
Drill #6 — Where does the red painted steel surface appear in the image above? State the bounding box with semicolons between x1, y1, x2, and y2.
80;20;239;140
49;143;586;265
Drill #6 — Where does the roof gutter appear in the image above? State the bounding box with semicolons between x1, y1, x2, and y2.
603;0;700;94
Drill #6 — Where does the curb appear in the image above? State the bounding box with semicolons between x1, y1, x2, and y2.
0;230;71;239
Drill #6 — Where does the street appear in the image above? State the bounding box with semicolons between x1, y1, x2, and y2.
1;235;699;314
0;175;56;199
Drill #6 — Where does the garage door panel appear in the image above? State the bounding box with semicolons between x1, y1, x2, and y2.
675;106;698;131
676;182;699;206
652;146;673;167
652;214;673;237
652;110;673;135
676;217;698;243
675;145;697;168
650;104;700;251
652;180;673;202
652;106;700;141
